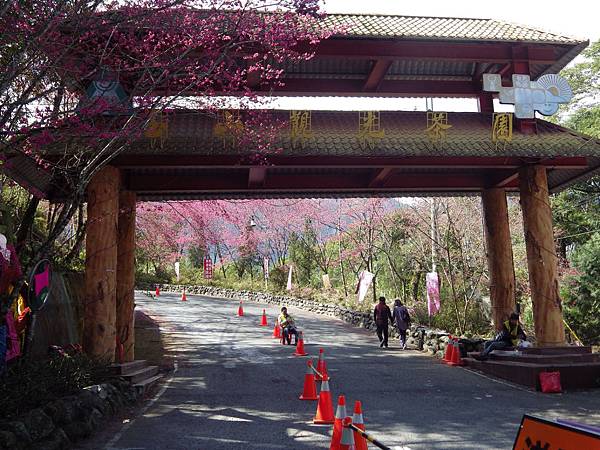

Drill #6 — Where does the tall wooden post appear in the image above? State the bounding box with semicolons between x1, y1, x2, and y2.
519;165;565;346
84;166;120;361
482;188;516;331
116;191;136;362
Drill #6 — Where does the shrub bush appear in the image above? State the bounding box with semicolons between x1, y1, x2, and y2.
0;352;111;420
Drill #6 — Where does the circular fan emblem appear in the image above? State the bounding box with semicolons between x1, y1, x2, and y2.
536;74;573;102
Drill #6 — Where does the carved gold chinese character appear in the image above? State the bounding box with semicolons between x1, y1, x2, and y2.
357;111;385;149
426;112;452;146
491;112;513;147
144;111;168;149
290;110;312;148
213;110;244;147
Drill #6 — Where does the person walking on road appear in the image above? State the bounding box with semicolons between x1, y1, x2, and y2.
392;299;411;349
374;296;393;348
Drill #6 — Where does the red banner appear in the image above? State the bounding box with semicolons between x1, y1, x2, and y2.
203;256;213;279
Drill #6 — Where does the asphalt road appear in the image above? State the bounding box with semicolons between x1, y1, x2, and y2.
89;292;600;450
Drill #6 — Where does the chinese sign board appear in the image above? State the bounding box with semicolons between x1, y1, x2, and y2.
203;256;213;279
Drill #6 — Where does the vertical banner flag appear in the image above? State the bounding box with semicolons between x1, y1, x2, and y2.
203;256;213;279
286;265;293;291
263;257;270;280
174;261;180;282
356;270;374;303
322;274;331;290
426;272;441;316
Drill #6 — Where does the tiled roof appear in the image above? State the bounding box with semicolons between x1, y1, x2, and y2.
324;14;584;45
129;111;600;159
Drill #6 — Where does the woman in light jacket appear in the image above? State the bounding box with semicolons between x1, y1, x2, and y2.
392;299;411;349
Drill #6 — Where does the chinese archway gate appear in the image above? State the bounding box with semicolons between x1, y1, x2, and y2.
7;13;600;362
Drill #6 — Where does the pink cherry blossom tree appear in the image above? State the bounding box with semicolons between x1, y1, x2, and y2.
1;0;331;266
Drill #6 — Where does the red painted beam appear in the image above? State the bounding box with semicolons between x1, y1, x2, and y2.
248;167;267;188
114;155;588;170
368;167;395;188
127;170;492;193
363;60;392;92
296;40;559;64
260;78;480;96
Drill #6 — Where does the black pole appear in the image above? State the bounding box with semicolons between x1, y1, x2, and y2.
346;422;392;450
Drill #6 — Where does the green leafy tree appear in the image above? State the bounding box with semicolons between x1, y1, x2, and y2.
553;40;600;256
562;233;600;344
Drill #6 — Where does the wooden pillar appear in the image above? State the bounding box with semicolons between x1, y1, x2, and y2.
84;166;120;361
482;188;516;331
519;165;565;346
116;191;136;362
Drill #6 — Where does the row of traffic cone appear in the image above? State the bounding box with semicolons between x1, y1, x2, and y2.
296;350;368;450
154;286;188;302
443;336;464;366
235;300;377;449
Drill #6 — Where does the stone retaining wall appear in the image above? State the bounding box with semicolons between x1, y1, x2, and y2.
0;381;140;450
139;284;483;357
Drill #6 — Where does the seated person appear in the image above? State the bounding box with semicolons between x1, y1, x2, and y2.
278;307;298;345
476;312;527;360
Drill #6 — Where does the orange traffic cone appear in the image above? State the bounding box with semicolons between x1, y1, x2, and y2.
181;290;187;302
330;395;347;450
316;348;325;380
238;301;244;317
260;309;268;326
155;286;160;297
352;401;368;450
320;360;329;380
340;417;355;450
449;339;465;366
299;360;318;400
294;331;308;356
313;375;335;425
445;338;456;365
272;319;282;339
443;336;453;362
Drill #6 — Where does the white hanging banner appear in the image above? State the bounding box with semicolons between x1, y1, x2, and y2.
174;261;180;282
322;274;331;290
263;257;270;280
426;272;441;316
286;265;293;291
356;270;374;303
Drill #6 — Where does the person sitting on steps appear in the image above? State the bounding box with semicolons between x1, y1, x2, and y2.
279;307;298;345
476;312;527;360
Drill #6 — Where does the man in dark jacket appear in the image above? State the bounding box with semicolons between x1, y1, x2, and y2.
374;296;393;348
477;312;527;360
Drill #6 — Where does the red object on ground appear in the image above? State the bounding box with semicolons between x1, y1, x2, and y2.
260;309;268;326
299;360;319;400
294;331;308;356
313;375;335;425
316;348;325;380
320;360;329;380
448;339;465;366
330;395;347;450
340;417;355;450
352;400;368;450
155;287;160;297
272;319;282;339
540;371;562;393
443;335;453;362
238;301;244;317
181;290;187;302
445;338;456;365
